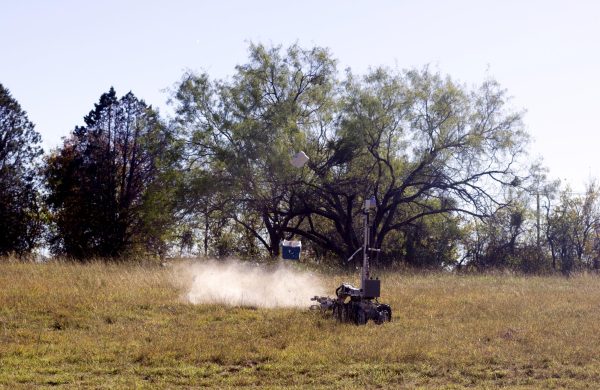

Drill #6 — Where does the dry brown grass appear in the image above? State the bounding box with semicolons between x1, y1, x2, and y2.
2;260;600;388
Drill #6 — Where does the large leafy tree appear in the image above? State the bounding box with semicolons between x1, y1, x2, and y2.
174;44;528;265
173;43;337;257
45;88;179;259
0;84;43;256
290;67;528;263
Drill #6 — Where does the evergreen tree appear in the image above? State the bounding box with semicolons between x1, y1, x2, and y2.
0;83;43;256
45;88;179;259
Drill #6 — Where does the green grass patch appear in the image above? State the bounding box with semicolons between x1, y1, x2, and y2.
2;261;600;388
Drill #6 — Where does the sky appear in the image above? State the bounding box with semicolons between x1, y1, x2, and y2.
2;0;599;191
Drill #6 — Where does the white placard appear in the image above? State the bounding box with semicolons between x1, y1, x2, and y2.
291;151;309;168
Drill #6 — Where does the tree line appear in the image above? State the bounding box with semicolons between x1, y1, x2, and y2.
1;43;599;273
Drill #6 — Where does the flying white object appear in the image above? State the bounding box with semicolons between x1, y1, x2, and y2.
291;151;309;168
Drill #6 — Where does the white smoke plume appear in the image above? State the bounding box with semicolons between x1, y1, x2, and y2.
179;259;327;308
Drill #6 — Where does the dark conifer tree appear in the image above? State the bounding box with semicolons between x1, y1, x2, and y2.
45;88;178;259
0;83;43;256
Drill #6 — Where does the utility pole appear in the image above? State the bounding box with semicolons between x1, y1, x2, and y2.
536;192;541;248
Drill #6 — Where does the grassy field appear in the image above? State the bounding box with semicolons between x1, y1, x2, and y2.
2;260;600;389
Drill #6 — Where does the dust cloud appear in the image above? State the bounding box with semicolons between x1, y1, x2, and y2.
178;259;327;308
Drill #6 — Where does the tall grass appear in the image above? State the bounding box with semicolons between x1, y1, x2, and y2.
2;260;600;388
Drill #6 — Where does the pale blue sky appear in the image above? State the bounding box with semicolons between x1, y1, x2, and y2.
2;0;599;189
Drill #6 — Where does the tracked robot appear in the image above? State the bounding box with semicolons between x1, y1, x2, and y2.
310;197;392;325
